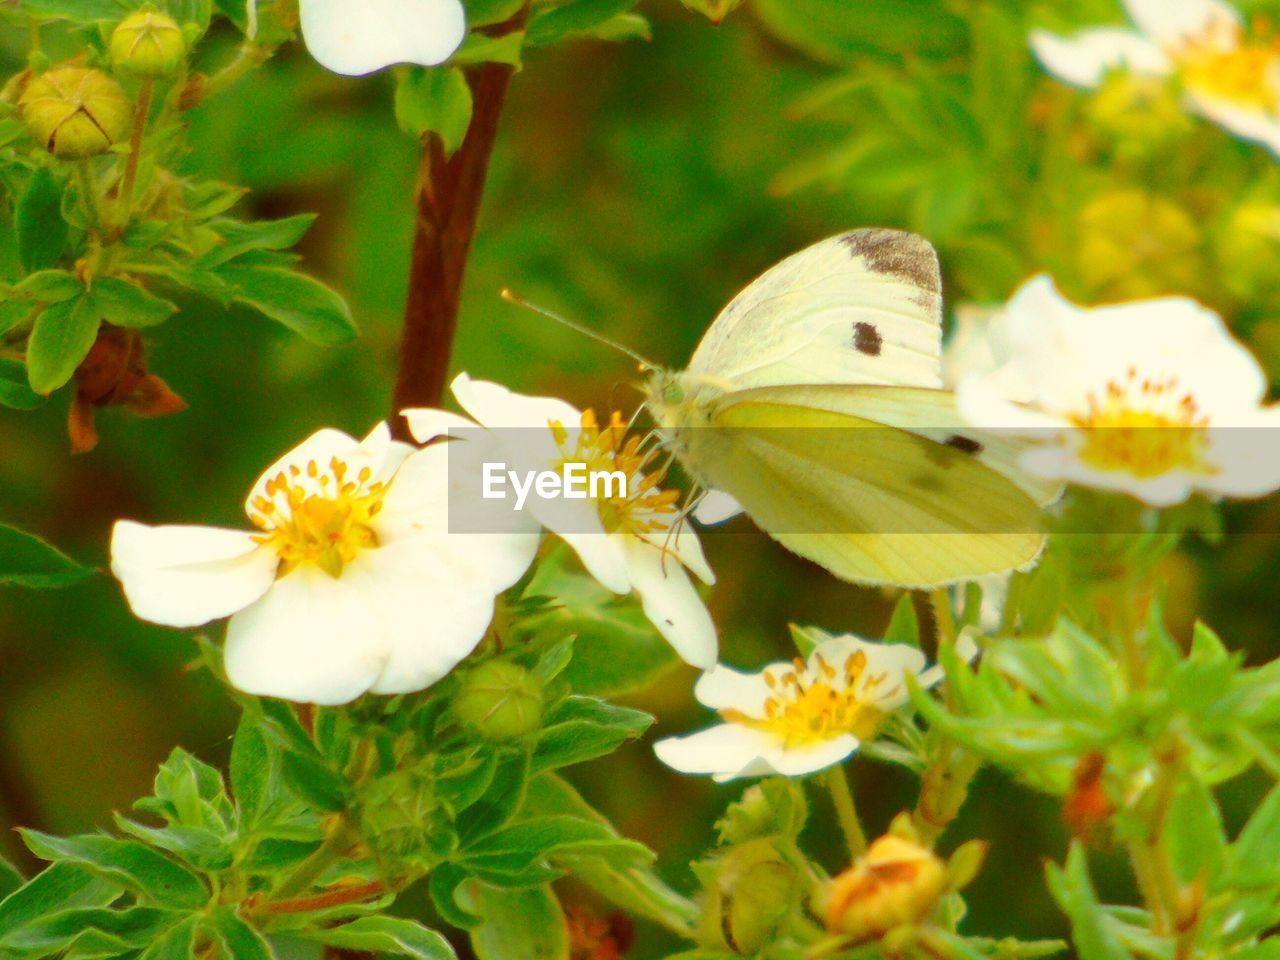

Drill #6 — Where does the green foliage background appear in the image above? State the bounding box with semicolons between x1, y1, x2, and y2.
3;0;1280;953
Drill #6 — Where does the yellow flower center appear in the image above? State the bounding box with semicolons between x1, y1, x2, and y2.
550;409;681;537
1174;17;1280;109
250;457;387;578
1068;368;1215;478
721;651;890;749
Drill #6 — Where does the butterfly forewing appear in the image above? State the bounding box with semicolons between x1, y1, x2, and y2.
687;229;944;391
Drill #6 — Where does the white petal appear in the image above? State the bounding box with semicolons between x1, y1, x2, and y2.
357;543;499;695
110;521;277;627
1123;0;1240;47
557;530;632;595
765;735;860;778
812;636;927;710
300;0;466;76
451;373;584;434
653;723;781;779
1186;92;1280;159
623;538;718;669
694;663;778;716
942;305;1002;389
244;427;359;516
400;408;480;444
224;565;390;704
1030;27;1170;88
694;489;744;525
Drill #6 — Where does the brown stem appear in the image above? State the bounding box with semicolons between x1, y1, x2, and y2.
256;880;386;915
389;8;528;434
114;77;153;239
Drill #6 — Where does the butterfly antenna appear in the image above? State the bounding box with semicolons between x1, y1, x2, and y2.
501;289;654;370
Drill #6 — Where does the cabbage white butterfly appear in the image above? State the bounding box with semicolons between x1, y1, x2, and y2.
643;229;1053;588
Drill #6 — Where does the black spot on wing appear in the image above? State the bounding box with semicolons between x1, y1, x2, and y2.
944;434;984;455
852;321;882;356
840;228;941;295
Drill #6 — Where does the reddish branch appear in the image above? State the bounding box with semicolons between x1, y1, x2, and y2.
389;9;528;435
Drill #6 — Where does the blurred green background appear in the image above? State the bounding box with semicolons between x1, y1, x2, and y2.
4;0;1280;950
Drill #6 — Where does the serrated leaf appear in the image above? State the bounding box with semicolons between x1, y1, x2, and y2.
92;277;178;328
293;916;456;958
219;264;357;345
458;882;569;960
531;696;653;773
17;168;68;272
231;715;272;829
527;0;638;44
208;905;275;959
281;750;350;812
0;523;94;588
1045;844;1133;960
19;831;208;910
0;863;122;948
26;295;101;394
395;67;474;154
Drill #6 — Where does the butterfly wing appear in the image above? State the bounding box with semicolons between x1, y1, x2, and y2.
679;396;1046;588
716;383;1064;507
686;229;944;390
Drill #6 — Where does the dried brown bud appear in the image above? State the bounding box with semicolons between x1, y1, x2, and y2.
824;835;948;942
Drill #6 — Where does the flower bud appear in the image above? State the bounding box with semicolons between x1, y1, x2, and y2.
111;10;187;78
356;765;450;865
19;67;131;159
699;839;800;955
716;778;808;845
453;660;543;740
824;835;948;942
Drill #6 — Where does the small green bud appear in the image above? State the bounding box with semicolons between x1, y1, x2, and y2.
453;660;543;740
716;778;809;845
356;765;450;865
19;66;132;159
699;839;800;954
111;10;187;78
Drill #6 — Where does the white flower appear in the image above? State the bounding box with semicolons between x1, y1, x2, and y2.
956;275;1280;507
111;423;537;704
943;304;1006;389
654;632;973;782
403;374;719;670
1030;0;1280;157
282;0;466;76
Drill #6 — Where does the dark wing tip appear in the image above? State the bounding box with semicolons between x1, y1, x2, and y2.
839;228;941;296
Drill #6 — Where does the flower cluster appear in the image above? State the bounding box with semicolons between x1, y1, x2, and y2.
112;375;717;703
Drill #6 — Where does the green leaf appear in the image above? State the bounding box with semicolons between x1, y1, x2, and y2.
523;551;679;696
0;855;20;901
527;0;639;44
231;715;272;829
430;863;481;930
5;905;184;955
137;748;235;833
19;830;208;910
17;168;68;272
752;0;966;63
93;277;178;328
462;815;653;877
208;905;275;960
293;917;456;958
219;265;357;345
281;750;350;812
0;358;46;410
1045;844;1133;960
139;915;199;960
458;882;569;960
453;31;525;67
0;523;94;588
196;215;318;269
1231;781;1280;887
883;592;920;646
395;67;474;154
1166;779;1225;887
532;696;653;773
13;269;83;302
588;11;651;41
0;862;123;951
18;0;139;21
464;0;524;26
26;295;101;395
